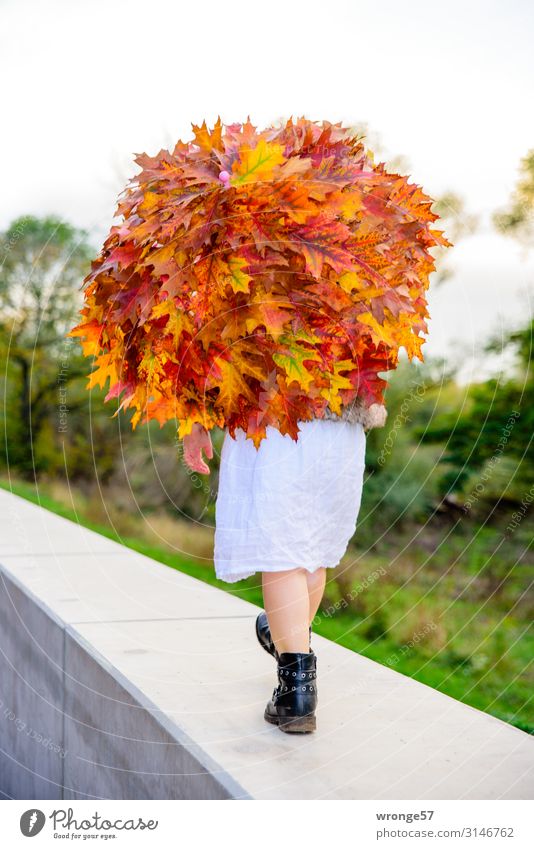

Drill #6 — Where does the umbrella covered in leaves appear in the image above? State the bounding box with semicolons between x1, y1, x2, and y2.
68;116;451;445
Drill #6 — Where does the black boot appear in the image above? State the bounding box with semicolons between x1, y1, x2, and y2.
255;611;312;660
255;611;278;659
264;651;317;733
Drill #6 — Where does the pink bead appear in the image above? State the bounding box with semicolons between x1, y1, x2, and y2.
218;170;230;183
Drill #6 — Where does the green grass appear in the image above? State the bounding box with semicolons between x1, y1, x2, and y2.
2;477;532;735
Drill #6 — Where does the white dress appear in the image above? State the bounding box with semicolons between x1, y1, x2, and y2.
214;417;367;583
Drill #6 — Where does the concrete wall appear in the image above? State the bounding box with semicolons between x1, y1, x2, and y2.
0;572;65;799
0;570;247;800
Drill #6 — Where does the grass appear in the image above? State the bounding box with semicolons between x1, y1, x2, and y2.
2;475;532;735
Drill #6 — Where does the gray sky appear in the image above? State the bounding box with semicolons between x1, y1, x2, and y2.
2;0;534;378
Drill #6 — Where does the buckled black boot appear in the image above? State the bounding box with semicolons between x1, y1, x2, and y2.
255;611;312;660
264;651;317;733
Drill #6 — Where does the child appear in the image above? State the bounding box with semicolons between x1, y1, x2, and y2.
69;116;446;734
183;399;387;733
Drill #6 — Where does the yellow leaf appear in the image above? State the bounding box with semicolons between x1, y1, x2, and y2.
338;192;363;220
339;270;377;293
272;339;322;391
149;300;193;344
137;190;160;217
232;139;285;185
319;361;354;414
213;358;257;415
87;352;118;390
178;416;198;438
219;256;253;294
358;311;398;347
191;116;223;152
245;290;294;341
138;348;169;385
352;287;387;302
145;243;176;277
68;320;103;357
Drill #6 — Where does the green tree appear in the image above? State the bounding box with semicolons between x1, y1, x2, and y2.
0;216;92;478
418;150;534;508
418;319;533;506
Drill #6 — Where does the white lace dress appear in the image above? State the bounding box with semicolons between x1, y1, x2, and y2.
214;417;368;583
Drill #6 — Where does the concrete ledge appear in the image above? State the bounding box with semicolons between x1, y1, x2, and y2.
1;488;533;799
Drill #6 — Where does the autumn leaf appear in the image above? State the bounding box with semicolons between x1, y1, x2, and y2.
67;319;103;357
144;243;178;279
293;218;356;280
191;115;224;152
220;255;254;294
87;352;119;391
212;357;257;416
232;139;285;185
319;360;354;414
149;299;193;344
245;289;294;341
357;311;399;347
272;336;323;391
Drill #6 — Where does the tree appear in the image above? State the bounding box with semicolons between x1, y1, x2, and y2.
419;151;534;508
0;216;93;477
494;150;534;247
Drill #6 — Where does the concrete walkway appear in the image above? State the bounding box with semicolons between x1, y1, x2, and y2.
0;487;532;799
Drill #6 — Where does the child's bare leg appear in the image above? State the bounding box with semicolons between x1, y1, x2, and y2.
306;567;326;623
262;569;310;654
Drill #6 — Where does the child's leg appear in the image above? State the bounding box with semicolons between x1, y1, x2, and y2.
262;569;310;654
306;567;326;622
262;567;326;654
